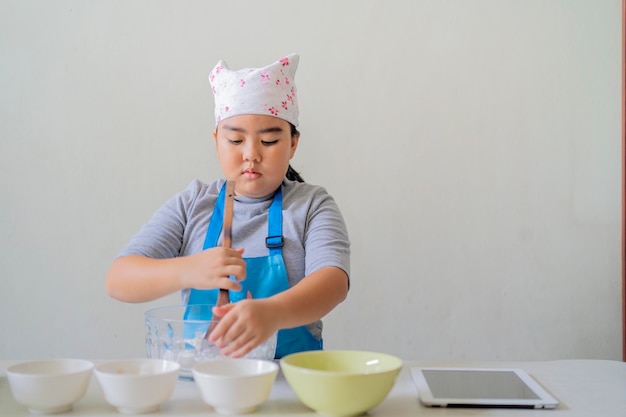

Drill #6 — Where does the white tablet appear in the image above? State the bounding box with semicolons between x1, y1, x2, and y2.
410;367;559;409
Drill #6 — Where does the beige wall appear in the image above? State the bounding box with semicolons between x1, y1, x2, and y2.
0;0;621;360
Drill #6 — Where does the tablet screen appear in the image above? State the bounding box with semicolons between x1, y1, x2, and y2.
410;367;559;408
422;369;540;399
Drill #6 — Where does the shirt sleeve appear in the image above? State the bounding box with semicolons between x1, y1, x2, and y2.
116;180;205;259
302;186;351;279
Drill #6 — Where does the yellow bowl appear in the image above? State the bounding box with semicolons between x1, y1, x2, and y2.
280;350;402;417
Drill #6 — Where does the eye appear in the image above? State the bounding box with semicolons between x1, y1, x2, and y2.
261;139;279;146
227;138;243;145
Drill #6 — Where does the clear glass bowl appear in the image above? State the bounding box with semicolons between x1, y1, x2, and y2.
145;304;277;380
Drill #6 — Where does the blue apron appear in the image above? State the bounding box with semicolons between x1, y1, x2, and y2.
184;182;322;358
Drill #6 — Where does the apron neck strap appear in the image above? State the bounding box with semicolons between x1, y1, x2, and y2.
265;185;283;256
204;182;284;255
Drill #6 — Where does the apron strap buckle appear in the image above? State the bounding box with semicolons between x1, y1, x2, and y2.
266;235;284;248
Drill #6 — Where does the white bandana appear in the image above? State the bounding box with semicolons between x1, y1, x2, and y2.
209;53;300;126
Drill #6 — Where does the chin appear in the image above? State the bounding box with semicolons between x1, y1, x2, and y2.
239;183;278;199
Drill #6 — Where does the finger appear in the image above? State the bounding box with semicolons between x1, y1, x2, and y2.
217;322;247;350
222;265;246;283
206;309;234;343
212;303;235;318
225;247;245;259
214;277;241;292
226;337;259;359
208;309;242;346
221;332;256;358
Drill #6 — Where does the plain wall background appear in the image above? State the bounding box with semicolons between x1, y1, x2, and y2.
0;0;622;361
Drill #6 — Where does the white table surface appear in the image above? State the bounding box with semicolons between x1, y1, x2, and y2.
1;359;624;416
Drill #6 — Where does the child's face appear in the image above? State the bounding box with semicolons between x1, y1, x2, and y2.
214;114;298;198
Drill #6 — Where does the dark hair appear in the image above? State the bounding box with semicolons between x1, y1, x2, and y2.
286;123;304;182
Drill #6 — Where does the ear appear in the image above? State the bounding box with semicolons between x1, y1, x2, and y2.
213;130;218;148
289;133;299;159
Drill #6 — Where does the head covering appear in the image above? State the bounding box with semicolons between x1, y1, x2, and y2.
209;53;300;126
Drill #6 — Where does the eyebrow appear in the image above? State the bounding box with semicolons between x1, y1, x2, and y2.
221;124;285;134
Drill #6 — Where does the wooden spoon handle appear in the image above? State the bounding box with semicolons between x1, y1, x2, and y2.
205;180;235;339
217;180;235;306
222;180;235;249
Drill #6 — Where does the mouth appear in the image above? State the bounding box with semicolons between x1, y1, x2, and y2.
243;167;261;179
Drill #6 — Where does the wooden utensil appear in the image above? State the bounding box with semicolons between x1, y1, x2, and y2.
218;179;235;306
205;180;235;338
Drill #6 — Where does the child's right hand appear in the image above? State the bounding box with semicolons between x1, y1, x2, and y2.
180;247;246;291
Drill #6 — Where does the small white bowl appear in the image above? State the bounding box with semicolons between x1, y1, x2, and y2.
94;359;180;414
6;359;94;414
192;359;279;414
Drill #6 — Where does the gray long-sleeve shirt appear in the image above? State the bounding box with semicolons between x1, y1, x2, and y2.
118;178;351;339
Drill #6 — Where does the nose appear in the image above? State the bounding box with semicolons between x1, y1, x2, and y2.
243;142;261;162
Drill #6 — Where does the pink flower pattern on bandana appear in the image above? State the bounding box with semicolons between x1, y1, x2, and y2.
209;53;300;126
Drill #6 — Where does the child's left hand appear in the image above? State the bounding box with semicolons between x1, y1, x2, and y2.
208;293;279;358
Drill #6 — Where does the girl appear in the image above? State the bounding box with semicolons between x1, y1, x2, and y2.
105;53;350;359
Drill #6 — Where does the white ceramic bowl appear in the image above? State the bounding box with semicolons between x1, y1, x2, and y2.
94;359;180;414
6;359;94;414
192;359;279;414
145;305;277;380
